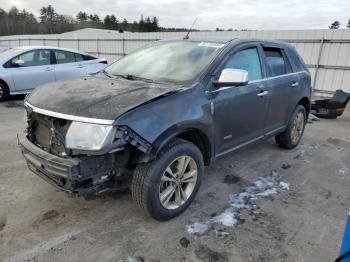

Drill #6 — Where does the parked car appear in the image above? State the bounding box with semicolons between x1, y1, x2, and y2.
0;46;107;101
19;38;311;221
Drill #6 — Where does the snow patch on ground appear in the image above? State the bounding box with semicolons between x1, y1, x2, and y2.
187;171;289;236
339;167;350;181
279;181;290;190
187;222;212;235
339;167;349;175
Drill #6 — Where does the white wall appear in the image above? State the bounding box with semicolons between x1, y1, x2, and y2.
1;28;350;95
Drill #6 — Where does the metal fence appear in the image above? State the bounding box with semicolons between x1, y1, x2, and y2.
1;29;350;95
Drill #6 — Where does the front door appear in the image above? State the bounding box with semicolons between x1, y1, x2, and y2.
212;45;270;156
9;49;55;92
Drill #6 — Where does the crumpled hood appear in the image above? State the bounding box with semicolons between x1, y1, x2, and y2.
26;75;181;121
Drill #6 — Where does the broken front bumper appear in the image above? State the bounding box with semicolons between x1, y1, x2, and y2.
18;134;115;196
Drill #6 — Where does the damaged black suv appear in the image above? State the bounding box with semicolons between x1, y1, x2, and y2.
19;38;311;221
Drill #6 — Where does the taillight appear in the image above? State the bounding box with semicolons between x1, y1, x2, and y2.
99;59;108;64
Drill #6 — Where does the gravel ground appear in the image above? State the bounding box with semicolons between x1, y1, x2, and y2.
0;97;349;262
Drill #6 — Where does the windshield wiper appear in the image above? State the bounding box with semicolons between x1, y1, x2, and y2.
112;74;154;83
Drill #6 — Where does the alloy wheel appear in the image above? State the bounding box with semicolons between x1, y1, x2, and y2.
291;111;305;144
159;155;198;210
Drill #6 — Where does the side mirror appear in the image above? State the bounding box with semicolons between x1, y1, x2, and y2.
12;59;24;67
213;68;248;88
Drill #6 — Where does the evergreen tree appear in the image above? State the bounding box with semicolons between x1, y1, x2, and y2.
329;21;340;29
76;11;88;23
151;16;158;31
40;5;57;33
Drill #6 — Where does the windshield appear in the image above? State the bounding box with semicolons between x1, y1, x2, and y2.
105;41;224;83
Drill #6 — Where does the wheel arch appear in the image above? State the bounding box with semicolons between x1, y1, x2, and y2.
154;128;212;166
0;78;10;93
298;96;311;117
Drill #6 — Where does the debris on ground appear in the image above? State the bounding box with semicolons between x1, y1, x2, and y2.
187;171;289;236
281;163;291;170
42;210;59;220
194;246;229;262
307;113;320;124
179;237;190;248
0;217;6;231
215;229;230;239
223;174;241;184
311;89;350;119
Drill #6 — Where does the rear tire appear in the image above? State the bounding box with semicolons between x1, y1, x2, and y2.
0;82;9;102
131;139;203;221
275;105;306;149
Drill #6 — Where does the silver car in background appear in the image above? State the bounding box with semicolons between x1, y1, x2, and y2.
0;46;108;101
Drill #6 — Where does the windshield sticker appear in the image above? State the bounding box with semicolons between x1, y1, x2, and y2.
198;42;225;48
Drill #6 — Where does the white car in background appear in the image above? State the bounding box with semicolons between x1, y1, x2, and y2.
0;46;108;101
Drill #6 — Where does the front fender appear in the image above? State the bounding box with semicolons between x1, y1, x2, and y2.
115;86;213;153
152;123;212;155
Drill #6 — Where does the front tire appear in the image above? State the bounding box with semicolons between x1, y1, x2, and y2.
131;139;203;221
275;105;306;149
0;82;9;102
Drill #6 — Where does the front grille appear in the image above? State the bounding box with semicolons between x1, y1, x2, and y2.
26;111;71;157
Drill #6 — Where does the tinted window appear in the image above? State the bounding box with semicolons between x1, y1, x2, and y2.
75;53;84;62
286;48;306;71
224;48;262;81
12;50;50;67
83;54;97;61
54;50;76;64
263;48;291;77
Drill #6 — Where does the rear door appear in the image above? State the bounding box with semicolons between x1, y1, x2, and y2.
261;45;300;134
53;50;86;81
212;44;270;156
8;49;55;92
79;53;106;74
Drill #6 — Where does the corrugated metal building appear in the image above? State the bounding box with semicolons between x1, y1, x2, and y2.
1;28;350;95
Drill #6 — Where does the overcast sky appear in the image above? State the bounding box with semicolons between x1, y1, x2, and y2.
2;0;349;30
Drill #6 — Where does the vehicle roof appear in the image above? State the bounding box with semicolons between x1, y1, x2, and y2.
0;46;98;65
162;37;293;48
14;46;94;55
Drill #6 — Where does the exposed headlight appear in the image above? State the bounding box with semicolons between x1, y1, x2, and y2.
65;122;115;151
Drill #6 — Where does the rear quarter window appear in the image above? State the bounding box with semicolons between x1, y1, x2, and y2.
82;54;97;61
286;47;307;72
263;47;292;77
75;53;84;62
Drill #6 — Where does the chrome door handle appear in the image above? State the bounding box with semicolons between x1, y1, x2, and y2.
257;90;269;97
291;82;299;87
44;67;53;71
